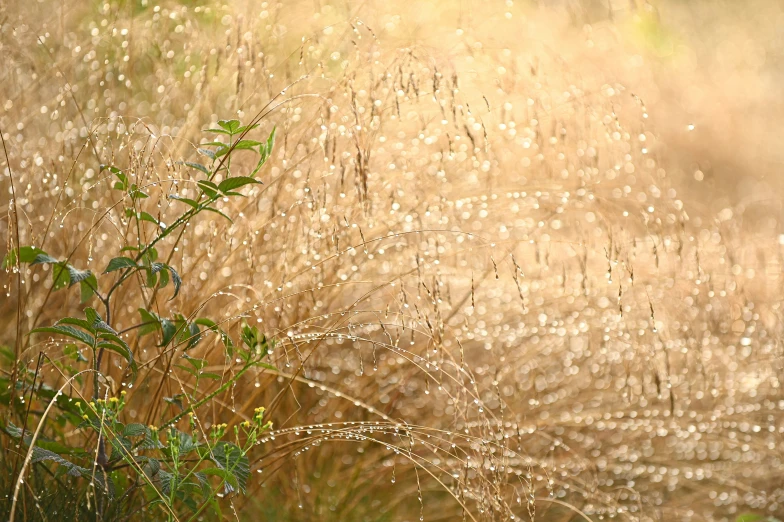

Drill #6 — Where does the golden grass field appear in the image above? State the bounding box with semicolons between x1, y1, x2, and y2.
2;0;784;520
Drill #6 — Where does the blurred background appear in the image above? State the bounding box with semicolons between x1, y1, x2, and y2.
2;1;784;521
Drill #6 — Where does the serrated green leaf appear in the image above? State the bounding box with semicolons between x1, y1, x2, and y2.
125;210;162;228
50;262;70;291
186;322;200;348
182;355;207;370
160;318;176;347
203;206;234;223
101;165;128;190
202;127;231;135
104;256;138;273
209;441;249;494
31;325;95;347
138;308;161;336
167;265;182;299
96;341;136;375
55;317;95;334
235;123;259;134
129;184;149;199
30;253;60;265
168;194;200;208
198;148;216;160
178;161;211;175
66;265;92;287
158;267;170;289
218;176;261;193
231;139;262;151
2;246;47;268
79;274;98;303
217;119;241;133
64;344;89;363
197;180;219;198
123;423;147;437
200;467;239;490
163;394;185;410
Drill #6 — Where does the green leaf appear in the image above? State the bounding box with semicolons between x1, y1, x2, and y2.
160;318;176;347
123;423;147;437
2;246;47;268
30;325;95;347
197;180;219;198
142;457;161;478
96;341;137;375
202;127;231;135
167;265;182;299
79;274;98;303
179;161;211;175
50;262;70;291
200;467;239;490
235;123;259;134
138;308;161;336
30;253;60;265
194;318;234;351
163;394;185;410
231;139;262;150
252;127;276;176
168;194;200;208
129;184;149;200
64;344;89;363
218;176;261;194
213;146;232;159
266;126;276;153
198;148;216;160
101;165;128;190
104;256;138;273
158;267;170;289
182;355;207;371
125;209;162;228
209;441;249;494
55;317;95;334
186;322;200;348
203;206;234;223
217;119;241;133
66;265;92;287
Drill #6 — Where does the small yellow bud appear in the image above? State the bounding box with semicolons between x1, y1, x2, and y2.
120;390;127;396
82;414;89;420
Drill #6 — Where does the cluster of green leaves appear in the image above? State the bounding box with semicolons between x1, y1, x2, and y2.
2;120;278;521
31;307;136;376
2;246;98;303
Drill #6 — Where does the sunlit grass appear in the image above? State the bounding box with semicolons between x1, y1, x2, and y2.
2;1;784;520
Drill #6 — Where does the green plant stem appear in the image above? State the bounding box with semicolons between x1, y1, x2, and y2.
160;363;253;430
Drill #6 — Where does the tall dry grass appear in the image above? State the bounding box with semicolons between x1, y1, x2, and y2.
2;0;784;520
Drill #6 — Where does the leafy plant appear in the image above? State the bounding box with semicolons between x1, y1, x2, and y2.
3;120;277;521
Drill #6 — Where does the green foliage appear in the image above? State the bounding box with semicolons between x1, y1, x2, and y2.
4;119;277;521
